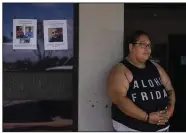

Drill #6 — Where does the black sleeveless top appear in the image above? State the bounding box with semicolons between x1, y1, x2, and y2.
112;59;170;131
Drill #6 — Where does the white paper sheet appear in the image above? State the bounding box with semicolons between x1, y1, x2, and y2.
43;20;68;50
13;19;37;50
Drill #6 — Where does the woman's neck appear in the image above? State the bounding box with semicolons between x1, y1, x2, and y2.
126;54;146;69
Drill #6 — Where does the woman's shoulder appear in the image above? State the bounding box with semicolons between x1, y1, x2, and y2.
111;62;133;83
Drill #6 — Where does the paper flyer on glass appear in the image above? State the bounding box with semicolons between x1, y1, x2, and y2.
43;20;68;50
13;19;37;50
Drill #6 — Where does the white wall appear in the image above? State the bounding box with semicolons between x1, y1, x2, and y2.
78;4;124;131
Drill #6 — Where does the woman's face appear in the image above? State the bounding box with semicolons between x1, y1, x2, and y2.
130;35;152;62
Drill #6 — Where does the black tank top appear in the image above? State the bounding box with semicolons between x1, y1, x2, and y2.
112;59;170;131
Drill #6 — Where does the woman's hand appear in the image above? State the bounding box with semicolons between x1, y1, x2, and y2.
161;109;172;120
148;110;169;125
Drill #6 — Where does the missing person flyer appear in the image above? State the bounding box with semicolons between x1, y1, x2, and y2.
13;19;37;50
43;20;68;50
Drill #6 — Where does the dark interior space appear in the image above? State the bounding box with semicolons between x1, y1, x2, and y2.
124;3;186;131
124;3;186;9
168;35;186;131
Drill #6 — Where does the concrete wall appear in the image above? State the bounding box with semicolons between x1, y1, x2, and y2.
78;4;124;131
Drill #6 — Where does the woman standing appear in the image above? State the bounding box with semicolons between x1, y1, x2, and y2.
107;30;175;131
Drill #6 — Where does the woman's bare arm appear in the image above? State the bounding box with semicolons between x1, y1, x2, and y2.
152;62;176;114
107;64;148;121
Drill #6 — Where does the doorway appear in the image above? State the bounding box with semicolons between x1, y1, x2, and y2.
168;35;186;131
124;3;186;131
